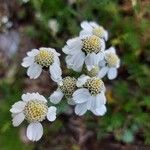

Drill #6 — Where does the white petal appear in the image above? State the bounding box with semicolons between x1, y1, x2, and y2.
104;31;109;41
79;30;92;38
43;47;60;57
105;47;116;54
49;63;62;83
53;54;60;66
87;98;92;110
22;93;30;102
90;98;107;116
65;51;85;72
27;63;42;79
31;93;47;103
99;39;105;51
88;96;96;111
94;105;107;116
62;45;81;55
116;59;120;68
65;55;72;69
10;101;26;113
47;106;57;122
75;103;88;116
96;93;107;105
81;21;93;31
108;68;117;80
76;75;90;87
49;90;64;104
12;112;25;127
62;46;73;55
97;52;104;61
27;49;39;57
66;37;79;46
21;56;34;68
99;60;106;67
27;122;43;141
22;93;47;103
85;53;98;71
98;67;109;78
67;37;82;49
63;38;82;55
73;88;90;103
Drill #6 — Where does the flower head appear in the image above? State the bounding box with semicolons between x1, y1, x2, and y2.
62;36;105;72
21;47;62;83
80;21;108;41
50;76;77;105
84;77;104;96
73;75;107;116
10;92;57;141
98;47;120;80
82;35;103;54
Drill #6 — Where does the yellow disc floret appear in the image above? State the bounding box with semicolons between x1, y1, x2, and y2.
92;27;105;38
24;100;48;122
59;76;76;98
82;35;101;54
105;53;119;67
35;49;54;67
84;77;104;95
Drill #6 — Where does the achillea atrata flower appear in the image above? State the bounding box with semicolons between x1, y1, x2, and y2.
10;92;57;141
50;76;77;105
98;47;120;80
62;35;105;72
73;75;107;116
22;47;62;83
80;21;108;41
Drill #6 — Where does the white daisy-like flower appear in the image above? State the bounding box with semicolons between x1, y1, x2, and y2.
80;21;108;41
10;92;57;141
84;47;120;80
62;35;105;72
73;75;107;116
21;47;62;83
98;47;120;80
50;76;77;105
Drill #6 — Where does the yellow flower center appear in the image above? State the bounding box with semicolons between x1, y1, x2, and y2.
59;76;76;98
87;66;100;77
82;35;101;54
24;100;48;122
92;27;105;38
35;49;54;67
84;77;104;95
105;53;119;67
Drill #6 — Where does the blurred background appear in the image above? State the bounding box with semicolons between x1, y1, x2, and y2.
0;0;150;149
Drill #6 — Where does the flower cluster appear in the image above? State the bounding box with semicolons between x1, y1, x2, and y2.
10;21;120;141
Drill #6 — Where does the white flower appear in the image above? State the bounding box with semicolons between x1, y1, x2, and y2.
21;47;62;83
98;47;120;80
80;21;108;41
50;76;77;105
73;75;107;116
48;19;59;36
62;35;105;72
10;92;57;141
84;47;120;80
